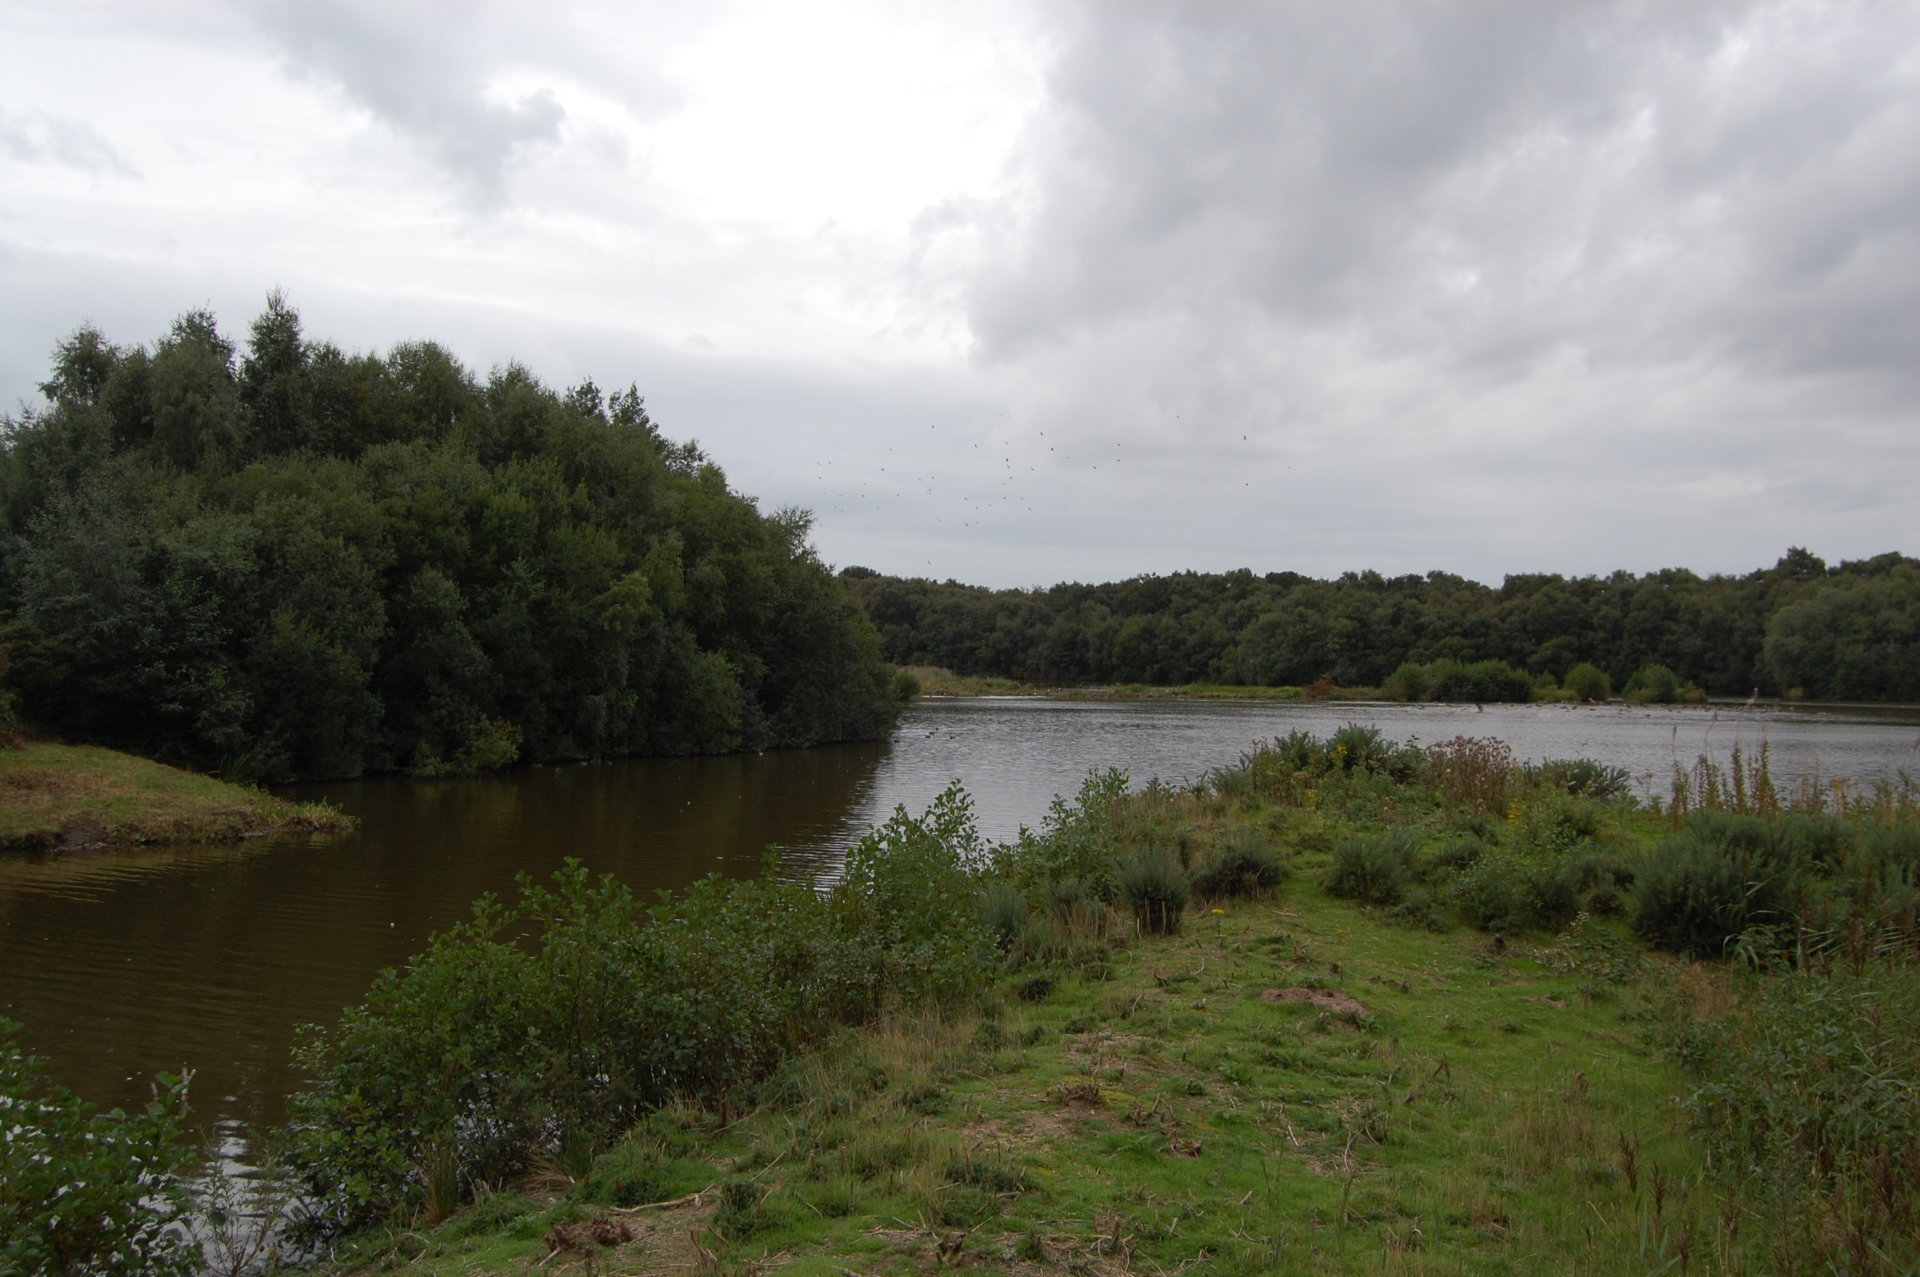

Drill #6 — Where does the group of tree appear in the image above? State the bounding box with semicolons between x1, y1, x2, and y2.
841;546;1920;702
0;296;897;781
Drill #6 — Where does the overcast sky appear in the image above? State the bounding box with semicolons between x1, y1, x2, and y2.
3;1;1915;588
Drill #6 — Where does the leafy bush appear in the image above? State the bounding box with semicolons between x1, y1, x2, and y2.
995;769;1131;900
1524;861;1585;929
291;786;995;1232
1379;661;1427;702
1115;846;1190;934
1526;756;1632;801
1562;662;1612;702
1386;886;1452;932
1190;828;1290;899
1455;859;1532;933
1324;830;1418;907
1423;658;1532;703
1622;663;1681;703
1632;818;1799;955
1;1019;196;1276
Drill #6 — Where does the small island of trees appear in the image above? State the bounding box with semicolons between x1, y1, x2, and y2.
0;296;898;781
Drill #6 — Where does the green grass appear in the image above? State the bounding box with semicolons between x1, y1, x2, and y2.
0;741;349;849
321;886;1726;1275
300;734;1919;1274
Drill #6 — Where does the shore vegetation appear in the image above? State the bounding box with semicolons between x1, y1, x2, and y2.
13;728;1918;1272
224;729;1918;1274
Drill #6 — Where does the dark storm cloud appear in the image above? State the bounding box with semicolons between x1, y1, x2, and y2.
251;1;572;206
972;1;1920;400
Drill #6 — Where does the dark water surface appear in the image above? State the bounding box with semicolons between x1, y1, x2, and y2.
2;697;1916;1134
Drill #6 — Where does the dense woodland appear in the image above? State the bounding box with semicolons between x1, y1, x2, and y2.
842;548;1920;701
0;297;897;780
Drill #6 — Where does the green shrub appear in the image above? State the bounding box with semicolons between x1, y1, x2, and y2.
994;769;1131;900
1562;662;1612;702
1;1019;197;1276
1116;846;1190;934
1424;659;1532;703
1455;859;1531;933
290;786;996;1233
712;1177;775;1240
1526;757;1632;800
1324;830;1418;907
1622;663;1681;703
1379;661;1427;702
1329;722;1425;777
1190;828;1290;899
889;668;922;701
1525;862;1585;929
0;641;19;747
1632;819;1800;955
1386;886;1452;932
1430;837;1490;873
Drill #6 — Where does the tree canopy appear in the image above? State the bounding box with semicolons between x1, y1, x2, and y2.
0;297;897;780
841;550;1920;701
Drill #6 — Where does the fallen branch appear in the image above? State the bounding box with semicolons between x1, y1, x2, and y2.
608;1184;716;1214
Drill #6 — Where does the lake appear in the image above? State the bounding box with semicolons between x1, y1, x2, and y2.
1;696;1915;1137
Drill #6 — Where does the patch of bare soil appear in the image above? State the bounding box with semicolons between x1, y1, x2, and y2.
56;816;107;851
0;767;106;803
1260;986;1371;1017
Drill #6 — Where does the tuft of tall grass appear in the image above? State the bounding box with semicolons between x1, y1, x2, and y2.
1324;830;1419;907
1676;959;1920;1269
1115;846;1190;934
978;880;1029;954
1190;828;1290;900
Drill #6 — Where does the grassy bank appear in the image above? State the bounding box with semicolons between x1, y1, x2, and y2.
317;891;1704;1276
0;742;350;850
279;730;1919;1275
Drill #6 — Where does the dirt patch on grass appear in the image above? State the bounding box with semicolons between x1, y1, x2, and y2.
1261;986;1372;1017
0;766;123;803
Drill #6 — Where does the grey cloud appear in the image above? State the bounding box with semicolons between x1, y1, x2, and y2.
971;0;1920;404
0;108;138;177
252;0;571;207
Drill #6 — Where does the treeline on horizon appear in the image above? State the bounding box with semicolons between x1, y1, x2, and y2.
0;296;897;781
840;547;1920;702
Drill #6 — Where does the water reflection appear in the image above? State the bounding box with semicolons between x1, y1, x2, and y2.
1;697;1915;1134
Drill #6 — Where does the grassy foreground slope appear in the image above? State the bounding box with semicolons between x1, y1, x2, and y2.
297;731;1920;1276
0;741;346;849
328;892;1698;1276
